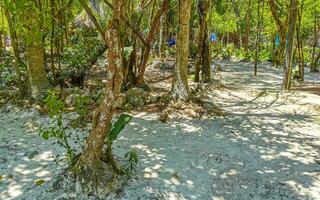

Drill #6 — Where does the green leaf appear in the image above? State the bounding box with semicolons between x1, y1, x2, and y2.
42;131;50;140
108;114;132;142
124;46;133;61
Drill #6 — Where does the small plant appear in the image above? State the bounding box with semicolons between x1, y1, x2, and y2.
124;149;138;174
71;90;91;127
39;91;76;164
104;114;138;175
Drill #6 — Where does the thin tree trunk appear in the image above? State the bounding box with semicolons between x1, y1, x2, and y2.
269;0;289;66
77;0;124;169
136;0;170;85
310;5;318;72
3;4;25;97
194;0;206;82
79;0;106;43
232;0;242;49
202;29;211;82
171;0;192;100
283;0;298;90
296;4;304;80
244;0;252;59
254;0;264;76
50;0;56;75
159;3;169;59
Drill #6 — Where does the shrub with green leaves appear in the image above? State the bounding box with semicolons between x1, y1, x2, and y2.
39;91;76;164
105;114;139;175
39;92;138;173
57;35;105;86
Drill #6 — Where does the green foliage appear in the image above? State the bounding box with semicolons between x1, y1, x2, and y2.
189;43;198;59
124;46;134;61
39;91;76;164
103;114;138;175
0;53;16;89
59;35;105;85
221;43;235;59
108;114;132;142
124;149;138;174
74;90;91;118
44;90;65;117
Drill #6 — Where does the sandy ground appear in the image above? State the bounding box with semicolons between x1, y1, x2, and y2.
1;61;320;200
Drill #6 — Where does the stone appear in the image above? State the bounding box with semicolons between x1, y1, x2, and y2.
25;150;39;159
125;88;150;107
0;157;8;164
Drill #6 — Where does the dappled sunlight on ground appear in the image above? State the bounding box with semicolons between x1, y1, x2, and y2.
0;106;65;200
1;61;320;199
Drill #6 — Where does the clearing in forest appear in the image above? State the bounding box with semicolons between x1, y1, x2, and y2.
1;61;320;200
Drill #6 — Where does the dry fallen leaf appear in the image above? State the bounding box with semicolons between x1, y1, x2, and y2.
34;179;46;186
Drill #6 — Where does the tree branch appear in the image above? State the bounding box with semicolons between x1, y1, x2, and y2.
102;0;147;46
79;0;107;44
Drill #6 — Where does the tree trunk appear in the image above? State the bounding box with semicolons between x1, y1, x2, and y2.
22;1;49;99
244;0;252;59
283;0;298;90
195;0;211;83
79;0;107;43
76;0;124;171
201;27;211;83
296;5;304;80
269;0;288;66
171;0;191;100
3;4;26;97
25;39;49;99
159;3;169;59
136;0;169;86
310;5;319;72
194;0;206;83
254;0;264;76
232;0;242;49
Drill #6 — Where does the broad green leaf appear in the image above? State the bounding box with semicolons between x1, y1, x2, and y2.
108;114;132;142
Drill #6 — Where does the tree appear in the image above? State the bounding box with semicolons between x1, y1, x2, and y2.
171;0;192;100
243;0;253;59
283;0;298;90
136;0;170;86
269;0;289;66
254;0;265;76
19;1;49;99
310;3;319;72
3;1;25;97
195;0;211;83
79;0;107;43
75;0;125;189
295;3;304;80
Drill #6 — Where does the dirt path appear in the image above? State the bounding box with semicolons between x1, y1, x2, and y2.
1;61;320;200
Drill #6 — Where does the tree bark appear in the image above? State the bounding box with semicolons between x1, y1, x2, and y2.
171;0;191;101
3;4;26;97
76;0;124;169
159;3;169;59
269;0;288;66
136;0;170;86
296;5;304;80
22;1;49;99
195;0;211;83
79;0;107;44
310;5;319;72
243;0;252;59
232;0;242;49
254;0;264;76
283;0;298;90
